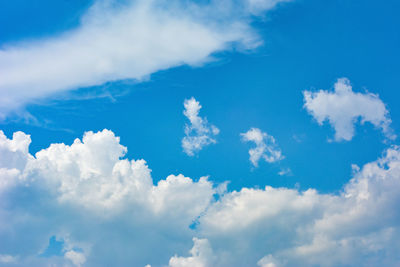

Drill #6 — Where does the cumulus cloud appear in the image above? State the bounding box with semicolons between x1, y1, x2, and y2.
0;130;32;191
241;127;283;167
0;129;216;266
65;250;86;267
168;238;214;267
303;78;395;141
196;146;400;266
182;98;219;156
0;0;290;118
257;255;280;267
1;129;400;266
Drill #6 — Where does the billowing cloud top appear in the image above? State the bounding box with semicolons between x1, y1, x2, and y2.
1;129;400;266
0;0;290;118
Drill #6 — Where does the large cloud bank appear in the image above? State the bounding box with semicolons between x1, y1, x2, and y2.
0;0;290;118
1;129;400;266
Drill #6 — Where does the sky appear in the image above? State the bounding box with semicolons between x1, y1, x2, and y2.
1;0;400;266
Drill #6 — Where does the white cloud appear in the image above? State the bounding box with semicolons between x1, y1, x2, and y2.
182;97;219;156
241;127;283;167
0;130;32;191
1;129;400;266
278;168;292;176
303;78;395;141
168;238;214;267
246;0;292;15
0;0;290;118
197;146;400;266
65;250;86;267
257;255;280;267
0;129;216;266
0;254;17;263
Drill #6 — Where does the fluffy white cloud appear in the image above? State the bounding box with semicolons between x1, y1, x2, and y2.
28;129;151;210
0;129;216;266
1;129;400;266
0;0;290;118
257;255;280;267
169;238;214;267
241;128;283;167
303;78;395;141
0;130;32;191
65;250;86;267
196;146;400;266
182;98;219;156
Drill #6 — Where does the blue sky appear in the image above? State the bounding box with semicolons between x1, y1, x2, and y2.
2;0;399;192
1;0;400;266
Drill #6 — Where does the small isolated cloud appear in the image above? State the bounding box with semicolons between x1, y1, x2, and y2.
303;78;395;142
278;168;292;176
241;128;283;167
182;97;219;156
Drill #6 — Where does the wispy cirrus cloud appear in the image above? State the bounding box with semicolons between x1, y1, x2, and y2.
0;0;290;119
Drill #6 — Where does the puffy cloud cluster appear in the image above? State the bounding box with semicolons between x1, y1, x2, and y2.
303;78;395;141
0;131;32;191
182;98;219;156
0;129;216;266
179;147;400;266
1;129;400;266
0;0;290;118
241;128;283;167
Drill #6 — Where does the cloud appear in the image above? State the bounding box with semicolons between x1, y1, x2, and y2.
1;129;400;266
303;78;395;141
0;129;216;266
182;97;219;156
241;127;283;167
0;0;290;118
168;238;214;267
278;168;292;176
257;255;280;267
197;146;400;266
0;254;17;264
65;250;86;267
